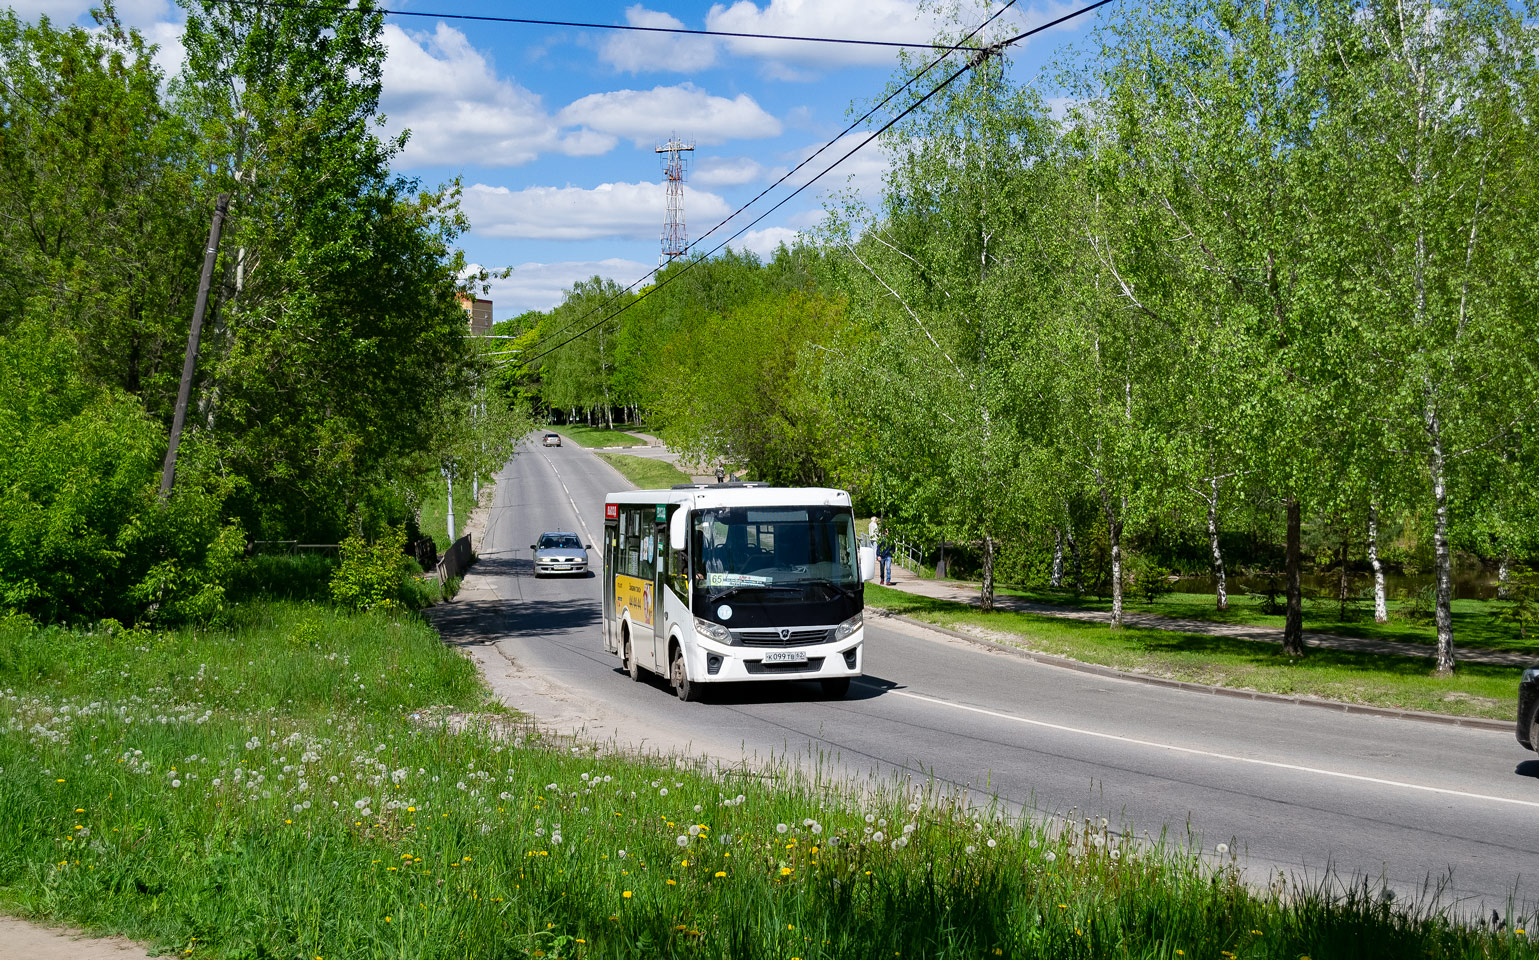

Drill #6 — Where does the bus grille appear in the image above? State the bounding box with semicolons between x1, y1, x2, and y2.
734;628;832;647
745;657;826;674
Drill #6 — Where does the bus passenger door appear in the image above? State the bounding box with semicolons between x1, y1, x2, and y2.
653;520;669;667
602;524;618;653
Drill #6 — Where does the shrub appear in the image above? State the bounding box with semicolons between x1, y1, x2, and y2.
329;525;412;610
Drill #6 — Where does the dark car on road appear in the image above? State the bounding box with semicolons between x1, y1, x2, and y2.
531;531;590;578
1520;668;1539;751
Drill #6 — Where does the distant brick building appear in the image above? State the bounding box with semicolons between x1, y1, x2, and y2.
459;295;493;336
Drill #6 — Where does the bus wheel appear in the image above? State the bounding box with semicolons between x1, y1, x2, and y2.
672;647;701;702
623;636;642;682
820;677;851;699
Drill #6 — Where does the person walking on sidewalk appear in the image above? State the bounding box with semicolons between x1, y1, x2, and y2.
877;536;895;586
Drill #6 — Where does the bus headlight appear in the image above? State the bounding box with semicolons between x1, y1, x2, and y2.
694;618;731;643
834;612;863;641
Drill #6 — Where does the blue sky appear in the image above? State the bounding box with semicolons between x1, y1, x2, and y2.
19;0;1098;318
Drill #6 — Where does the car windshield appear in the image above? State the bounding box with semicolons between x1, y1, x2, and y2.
690;506;858;598
540;535;581;550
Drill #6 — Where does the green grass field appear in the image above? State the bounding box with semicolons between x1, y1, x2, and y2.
982;583;1539;656
545;424;647;448
595;452;693;489
864;584;1525;720
1;601;1533;958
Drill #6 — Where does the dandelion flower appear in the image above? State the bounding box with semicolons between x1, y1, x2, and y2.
676;835;689;847
1044;851;1057;863
622;891;632;899
715;871;726;878
777;823;788;834
780;867;792;876
987;838;997;848
1216;843;1229;855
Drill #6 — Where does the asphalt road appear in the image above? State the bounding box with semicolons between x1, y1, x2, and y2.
453;438;1539;920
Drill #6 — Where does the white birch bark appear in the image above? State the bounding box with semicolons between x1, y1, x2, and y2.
1368;503;1388;623
1425;393;1456;674
1051;529;1064;588
1099;489;1124;628
1207;475;1227;611
1498;554;1510;600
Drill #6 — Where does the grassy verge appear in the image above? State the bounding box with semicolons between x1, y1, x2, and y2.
546;424;647;448
418;476;493;552
595;452;692;489
1;601;1533;958
977;583;1538;656
865;584;1524;720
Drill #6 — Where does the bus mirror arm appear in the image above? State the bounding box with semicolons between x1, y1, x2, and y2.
669;510;688;552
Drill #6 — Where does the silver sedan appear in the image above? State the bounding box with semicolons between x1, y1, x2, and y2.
530;531;591;577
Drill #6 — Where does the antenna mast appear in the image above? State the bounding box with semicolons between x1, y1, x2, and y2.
656;135;695;267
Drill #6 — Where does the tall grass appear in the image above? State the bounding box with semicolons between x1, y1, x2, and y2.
0;603;1533;958
594;452;693;489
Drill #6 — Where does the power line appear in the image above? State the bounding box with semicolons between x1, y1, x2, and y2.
519;0;1029;362
215;0;985;52
522;0;1117;368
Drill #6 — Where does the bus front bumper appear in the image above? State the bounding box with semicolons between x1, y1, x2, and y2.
689;630;863;684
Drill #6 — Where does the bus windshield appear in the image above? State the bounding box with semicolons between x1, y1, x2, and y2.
690;506;859;600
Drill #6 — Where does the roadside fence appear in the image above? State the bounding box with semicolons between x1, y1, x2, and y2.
436;534;472;587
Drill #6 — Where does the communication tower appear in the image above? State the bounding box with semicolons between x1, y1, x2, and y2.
656;135;695;266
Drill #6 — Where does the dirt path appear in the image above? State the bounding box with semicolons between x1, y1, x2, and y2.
0;916;154;960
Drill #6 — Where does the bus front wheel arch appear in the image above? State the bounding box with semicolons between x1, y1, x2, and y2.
670;641;701;703
622;625;642;682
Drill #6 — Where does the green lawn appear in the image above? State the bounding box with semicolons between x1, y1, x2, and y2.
0;601;1529;959
864;584;1526;721
969;582;1539;656
416;473;491;551
595;452;693;489
544;423;647;448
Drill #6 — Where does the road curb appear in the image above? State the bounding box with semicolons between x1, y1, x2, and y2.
869;609;1515;734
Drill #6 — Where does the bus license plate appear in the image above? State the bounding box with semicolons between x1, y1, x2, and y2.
762;651;808;665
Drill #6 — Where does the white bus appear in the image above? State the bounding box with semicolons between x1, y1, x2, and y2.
601;484;864;701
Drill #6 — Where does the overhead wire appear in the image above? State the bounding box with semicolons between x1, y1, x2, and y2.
215;0;984;52
517;0;1029;362
520;0;1119;367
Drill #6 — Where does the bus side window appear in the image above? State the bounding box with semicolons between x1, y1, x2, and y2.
623;507;641;577
668;541;689;601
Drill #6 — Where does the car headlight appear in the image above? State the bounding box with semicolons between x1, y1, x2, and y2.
694;618;731;643
835;611;863;641
1524;667;1539;684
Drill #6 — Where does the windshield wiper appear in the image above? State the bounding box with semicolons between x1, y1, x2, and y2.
708;584;803;603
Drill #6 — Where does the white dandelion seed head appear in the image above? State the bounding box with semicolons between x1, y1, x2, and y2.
694;804;702;813
676;835;689;847
811;822;823;834
618;850;627;859
965;845;977;855
873;832;884;843
1216;843;1229;855
1044;851;1057;863
659;787;668;797
776;823;788;834
987;838;997;848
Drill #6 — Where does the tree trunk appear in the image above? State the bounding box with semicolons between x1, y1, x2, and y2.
1101;493;1124;629
1368;503;1388;623
1064;502;1082;593
1207;476;1227;611
1338;529;1350;621
980;536;995;612
1283;498;1304;656
1426;398;1456;675
1051;529;1064;588
1498;552;1511;600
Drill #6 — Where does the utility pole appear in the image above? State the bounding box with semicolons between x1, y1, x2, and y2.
160;192;231;499
656;135;694;267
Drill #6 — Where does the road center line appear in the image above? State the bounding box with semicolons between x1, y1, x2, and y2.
886;688;1539;810
541;453;596;546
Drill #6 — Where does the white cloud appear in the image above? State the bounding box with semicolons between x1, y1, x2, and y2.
600;5;718;73
694;155;784;186
728;226;802;258
790;132;895;199
463;180;733;241
704;0;942;69
381;23;613;168
470;259;654;315
557;83;781;148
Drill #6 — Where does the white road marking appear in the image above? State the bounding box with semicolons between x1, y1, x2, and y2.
886;688;1539;810
541;453;597;546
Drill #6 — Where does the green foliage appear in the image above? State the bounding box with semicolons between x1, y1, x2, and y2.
1491;566;1539;638
328;525;413;611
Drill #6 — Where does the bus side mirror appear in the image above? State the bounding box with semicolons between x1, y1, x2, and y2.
669;510;687;551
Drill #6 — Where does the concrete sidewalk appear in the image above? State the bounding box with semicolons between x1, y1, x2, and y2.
877;565;1533;668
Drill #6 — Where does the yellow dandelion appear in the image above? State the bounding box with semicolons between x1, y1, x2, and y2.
781;867;792;876
666;879;677;886
715;871;726;878
622;890;632;899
